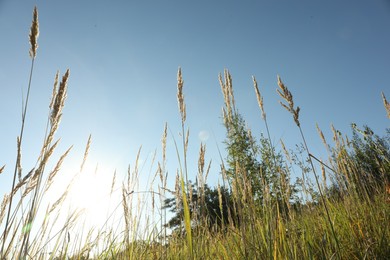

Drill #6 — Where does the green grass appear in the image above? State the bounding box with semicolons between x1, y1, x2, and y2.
0;6;389;259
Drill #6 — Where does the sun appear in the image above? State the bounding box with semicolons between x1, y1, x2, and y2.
65;162;118;227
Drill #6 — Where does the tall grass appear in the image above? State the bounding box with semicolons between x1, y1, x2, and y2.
1;6;389;259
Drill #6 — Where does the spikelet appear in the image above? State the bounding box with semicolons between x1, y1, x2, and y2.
219;69;236;123
80;134;92;172
0;194;9;224
177;67;186;123
110;170;117;195
252;76;266;120
382;92;390;119
16;136;22;180
316;123;327;147
280;139;291;163
51;69;70;126
0;165;5;175
198;143;206;179
29;6;39;58
174;171;181;211
161;123;167;164
49;71;59;110
45;146;73;192
321;161;327;189
277;76;300;127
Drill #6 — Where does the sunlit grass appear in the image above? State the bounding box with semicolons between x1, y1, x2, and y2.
1;6;389;260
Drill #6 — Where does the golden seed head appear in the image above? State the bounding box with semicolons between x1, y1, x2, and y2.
49;71;59;110
29;6;39;58
277;75;300;127
51;69;70;126
252;76;266;120
316;123;327;147
219;70;236;124
177;67;186;123
161;122;168;163
382;92;390;119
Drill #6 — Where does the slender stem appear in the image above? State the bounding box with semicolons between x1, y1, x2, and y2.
298;126;341;257
1;57;35;257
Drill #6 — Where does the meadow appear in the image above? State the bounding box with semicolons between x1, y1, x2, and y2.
0;6;389;260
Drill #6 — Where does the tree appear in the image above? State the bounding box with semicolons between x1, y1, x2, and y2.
162;183;236;235
223;113;263;201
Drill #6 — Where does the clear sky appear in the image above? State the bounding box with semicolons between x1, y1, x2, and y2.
1;0;389;229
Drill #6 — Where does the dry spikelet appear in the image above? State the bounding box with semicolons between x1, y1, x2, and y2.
162;123;167;164
174;171;181;211
122;185;130;242
226;70;236;111
45;146;73;192
185;129;190;154
331;124;341;148
198;143;205;177
11;168;34;197
177;67;186;123
49;71;59;110
321;161;327;187
16;136;22;180
29;6;39;58
382;92;390;118
80;134;92;172
280;139;291;163
205;160;212;183
0;194;10;224
0;165;5;175
110;170;117;195
277;76;300;126
252;76;266;120
219;70;235;123
51;69;70;126
316;123;327;147
49;190;68;214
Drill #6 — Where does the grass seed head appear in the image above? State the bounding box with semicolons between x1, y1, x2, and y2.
29;6;39;58
277;75;300;127
177;67;186;123
382;92;390;118
252;76;266;120
51;69;70;126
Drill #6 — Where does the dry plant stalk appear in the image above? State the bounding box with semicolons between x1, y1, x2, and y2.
29;6;39;58
0;165;5;175
382;92;390;118
277;76;300;127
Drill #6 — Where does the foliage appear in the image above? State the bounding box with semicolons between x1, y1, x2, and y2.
162;182;236;235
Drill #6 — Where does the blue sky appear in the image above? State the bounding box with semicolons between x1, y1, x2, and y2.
0;0;389;210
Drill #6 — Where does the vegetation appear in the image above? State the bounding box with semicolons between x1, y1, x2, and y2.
1;6;389;259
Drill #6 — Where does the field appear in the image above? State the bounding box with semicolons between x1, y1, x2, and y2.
1;6;389;260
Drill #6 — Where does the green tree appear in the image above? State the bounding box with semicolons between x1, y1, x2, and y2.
162;183;236;235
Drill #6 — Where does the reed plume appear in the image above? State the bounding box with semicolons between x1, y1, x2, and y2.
252;76;265;120
277;76;300;127
51;69;70;126
382;92;390;118
29;6;39;59
177;67;186;123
